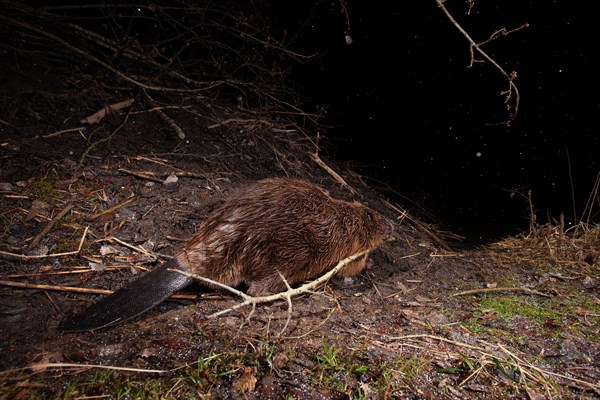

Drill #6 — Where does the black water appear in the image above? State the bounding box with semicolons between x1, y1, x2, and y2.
272;0;599;244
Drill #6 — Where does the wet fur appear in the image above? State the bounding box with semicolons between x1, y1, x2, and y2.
177;178;391;295
61;178;391;331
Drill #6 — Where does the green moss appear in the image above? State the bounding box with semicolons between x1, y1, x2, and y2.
461;295;568;343
54;237;79;253
556;291;600;342
479;297;562;326
28;179;59;200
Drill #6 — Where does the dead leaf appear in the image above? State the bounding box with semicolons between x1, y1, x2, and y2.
39;265;54;273
395;280;409;293
100;245;120;255
28;244;48;257
26;199;49;221
27;351;64;373
0;182;14;191
232;366;257;394
401;309;420;320
271;352;289;371
88;261;106;272
583;276;596;288
359;381;375;399
138;347;159;359
525;386;546;400
426;311;449;325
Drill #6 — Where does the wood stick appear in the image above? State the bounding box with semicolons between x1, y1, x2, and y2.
28;203;74;250
0;226;88;260
89;196;135;219
0;279;198;300
452;287;551;298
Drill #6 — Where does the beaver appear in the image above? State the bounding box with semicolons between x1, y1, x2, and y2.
60;178;392;332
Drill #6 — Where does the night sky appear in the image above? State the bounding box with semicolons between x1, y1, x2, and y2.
273;1;600;243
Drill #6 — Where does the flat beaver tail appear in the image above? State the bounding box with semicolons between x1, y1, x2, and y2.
59;259;193;332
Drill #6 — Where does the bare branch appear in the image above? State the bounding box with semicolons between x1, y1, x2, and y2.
435;0;527;126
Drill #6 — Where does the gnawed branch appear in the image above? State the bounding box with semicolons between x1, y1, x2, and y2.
171;248;374;336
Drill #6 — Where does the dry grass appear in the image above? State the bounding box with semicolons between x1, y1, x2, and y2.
489;221;599;272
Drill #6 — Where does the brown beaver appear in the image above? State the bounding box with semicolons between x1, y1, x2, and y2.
60;178;392;332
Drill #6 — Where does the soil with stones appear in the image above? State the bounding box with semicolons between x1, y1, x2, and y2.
1;49;599;400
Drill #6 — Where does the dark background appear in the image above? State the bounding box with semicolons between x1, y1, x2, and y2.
269;0;599;244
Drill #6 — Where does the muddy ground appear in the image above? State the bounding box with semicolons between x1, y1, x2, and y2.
1;21;599;400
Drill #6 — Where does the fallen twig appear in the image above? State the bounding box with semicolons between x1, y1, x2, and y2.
7;264;140;278
80;99;134;124
387;333;600;394
94;235;155;259
0;226;88;260
117;168;163;183
207;117;274;129
7;352;224;376
452;287;551;298
151;103;186;139
118;168;207;182
89;196;135;219
309;151;357;196
386;200;451;251
492;341;600;394
40;127;86;139
0;279;198;300
0;280;113;295
28;203;74;250
28;362;167;375
78;109;131;167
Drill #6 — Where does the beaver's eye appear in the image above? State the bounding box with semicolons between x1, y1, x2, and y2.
366;210;373;221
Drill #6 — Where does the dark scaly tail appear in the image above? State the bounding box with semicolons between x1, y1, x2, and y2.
59;259;193;332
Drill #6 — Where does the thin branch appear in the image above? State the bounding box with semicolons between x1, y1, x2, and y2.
78;109;131;168
5;353;223;376
95;235;154;258
0;226;88;260
310;151;357;196
89;196;135;219
80;99;134;125
0;279;198;300
28;362;167;375
27;203;74;250
435;0;526;126
40;127;86;139
452;286;551;298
